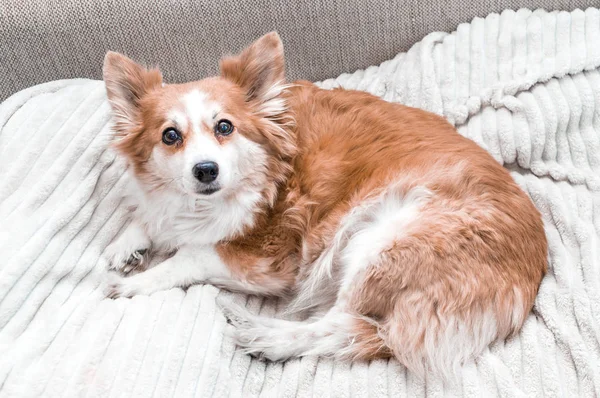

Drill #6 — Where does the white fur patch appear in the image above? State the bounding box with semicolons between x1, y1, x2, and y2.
126;174;265;249
167;109;188;131
255;81;288;119
287;184;431;314
182;89;220;134
339;187;428;297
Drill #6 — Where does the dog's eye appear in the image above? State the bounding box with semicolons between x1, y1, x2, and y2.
215;120;234;136
162;128;181;145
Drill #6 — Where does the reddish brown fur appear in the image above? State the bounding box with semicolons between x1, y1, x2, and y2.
217;79;547;365
105;33;547;373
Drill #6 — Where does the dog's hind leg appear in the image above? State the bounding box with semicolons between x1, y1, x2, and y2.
217;298;390;361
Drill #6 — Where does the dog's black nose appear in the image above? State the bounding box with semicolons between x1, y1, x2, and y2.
192;162;219;183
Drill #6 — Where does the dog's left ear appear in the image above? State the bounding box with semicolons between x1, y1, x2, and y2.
220;32;285;103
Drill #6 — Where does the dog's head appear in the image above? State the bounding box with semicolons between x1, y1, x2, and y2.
103;32;294;201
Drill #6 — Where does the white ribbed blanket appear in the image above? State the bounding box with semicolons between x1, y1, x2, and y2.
1;7;599;397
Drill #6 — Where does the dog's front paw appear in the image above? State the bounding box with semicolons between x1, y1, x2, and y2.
105;223;151;274
106;246;150;274
105;273;130;299
104;272;146;299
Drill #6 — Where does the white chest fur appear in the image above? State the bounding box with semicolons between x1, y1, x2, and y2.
125;176;263;251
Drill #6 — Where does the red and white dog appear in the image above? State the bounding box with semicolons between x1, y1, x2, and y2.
103;32;547;377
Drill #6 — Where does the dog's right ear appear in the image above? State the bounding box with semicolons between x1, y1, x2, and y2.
103;52;162;134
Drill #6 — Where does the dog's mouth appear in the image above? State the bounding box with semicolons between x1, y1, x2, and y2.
196;185;221;196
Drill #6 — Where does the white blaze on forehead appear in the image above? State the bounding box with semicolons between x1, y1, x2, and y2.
167;109;188;130
186;129;222;163
181;89;221;134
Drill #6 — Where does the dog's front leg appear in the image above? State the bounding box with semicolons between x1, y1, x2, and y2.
105;245;286;298
105;245;233;298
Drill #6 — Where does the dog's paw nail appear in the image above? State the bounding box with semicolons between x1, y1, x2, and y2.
248;352;266;361
106;286;121;299
107;248;149;274
126;249;147;265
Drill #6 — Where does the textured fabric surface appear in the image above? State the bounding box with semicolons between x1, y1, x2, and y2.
1;7;600;397
2;0;600;101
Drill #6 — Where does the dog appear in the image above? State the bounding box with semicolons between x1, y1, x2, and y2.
102;32;547;378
